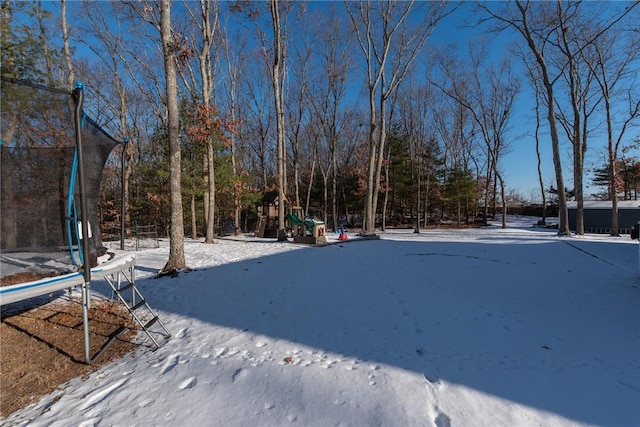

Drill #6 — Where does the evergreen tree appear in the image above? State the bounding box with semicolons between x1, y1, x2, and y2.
620;157;640;200
419;137;445;226
443;167;477;226
386;130;414;224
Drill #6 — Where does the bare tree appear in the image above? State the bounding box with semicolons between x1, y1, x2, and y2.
438;42;520;229
78;1;136;241
160;0;186;272
302;115;322;217
552;3;602;236
117;2;171;127
60;0;74;90
481;0;638;236
286;32;312;213
346;0;452;233
583;11;640;235
433;90;479;225
231;0;292;240
220;26;247;235
479;1;571;235
310;7;353;230
238;54;273;191
35;1;55;86
529;64;548;224
269;0;288;241
395;71;438;232
181;0;220;243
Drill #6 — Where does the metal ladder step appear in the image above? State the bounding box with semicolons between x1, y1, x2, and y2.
116;282;134;293
106;271;171;349
144;317;158;330
131;299;146;311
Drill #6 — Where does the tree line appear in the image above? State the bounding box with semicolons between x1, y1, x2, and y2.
1;0;639;272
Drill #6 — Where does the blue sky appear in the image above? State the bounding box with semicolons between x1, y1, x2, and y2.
31;0;638;201
306;1;560;200
428;2;552;200
427;1;640;201
302;1;557;200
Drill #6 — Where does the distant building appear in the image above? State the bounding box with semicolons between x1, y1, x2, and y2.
567;200;640;234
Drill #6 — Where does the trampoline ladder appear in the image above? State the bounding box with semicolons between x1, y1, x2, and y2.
105;268;171;349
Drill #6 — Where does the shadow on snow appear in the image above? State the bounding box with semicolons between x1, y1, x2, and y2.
102;234;640;425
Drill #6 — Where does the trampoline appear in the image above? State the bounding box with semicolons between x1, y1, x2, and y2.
1;77;169;363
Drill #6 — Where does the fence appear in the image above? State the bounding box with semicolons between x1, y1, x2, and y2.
102;223;159;251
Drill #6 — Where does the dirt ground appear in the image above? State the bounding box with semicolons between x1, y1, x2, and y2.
0;272;139;419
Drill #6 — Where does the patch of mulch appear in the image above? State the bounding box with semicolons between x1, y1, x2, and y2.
0;271;64;287
0;291;138;418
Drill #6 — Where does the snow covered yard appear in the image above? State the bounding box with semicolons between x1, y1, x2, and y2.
3;218;639;427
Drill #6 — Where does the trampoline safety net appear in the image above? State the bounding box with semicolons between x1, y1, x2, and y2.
1;76;119;265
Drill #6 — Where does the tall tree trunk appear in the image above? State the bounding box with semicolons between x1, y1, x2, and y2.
161;0;186;272
331;144;338;231
415;157;421;233
381;138;391;232
482;1;570;236
60;0;74;90
223;38;241;235
322;172;329;225
203;156;209;235
305;145;318;217
561;23;585;236
364;87;378;233
205;142;215;242
197;0;218;244
269;0;287;241
191;193;197;240
36;2;54;86
230;131;241;235
534;86;547;224
605;89;618;234
517;1;570;236
374;88;389;233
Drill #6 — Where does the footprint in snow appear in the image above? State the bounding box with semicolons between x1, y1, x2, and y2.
178;376;197;390
423;373;440;385
159;354;180;375
232;368;243;382
212;347;228;358
434;412;451;427
138;398;156;408
80;378;129;411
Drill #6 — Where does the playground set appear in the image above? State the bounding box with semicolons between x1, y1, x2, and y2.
255;190;333;245
287;213;327;245
0;77;170;363
254;190;289;238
